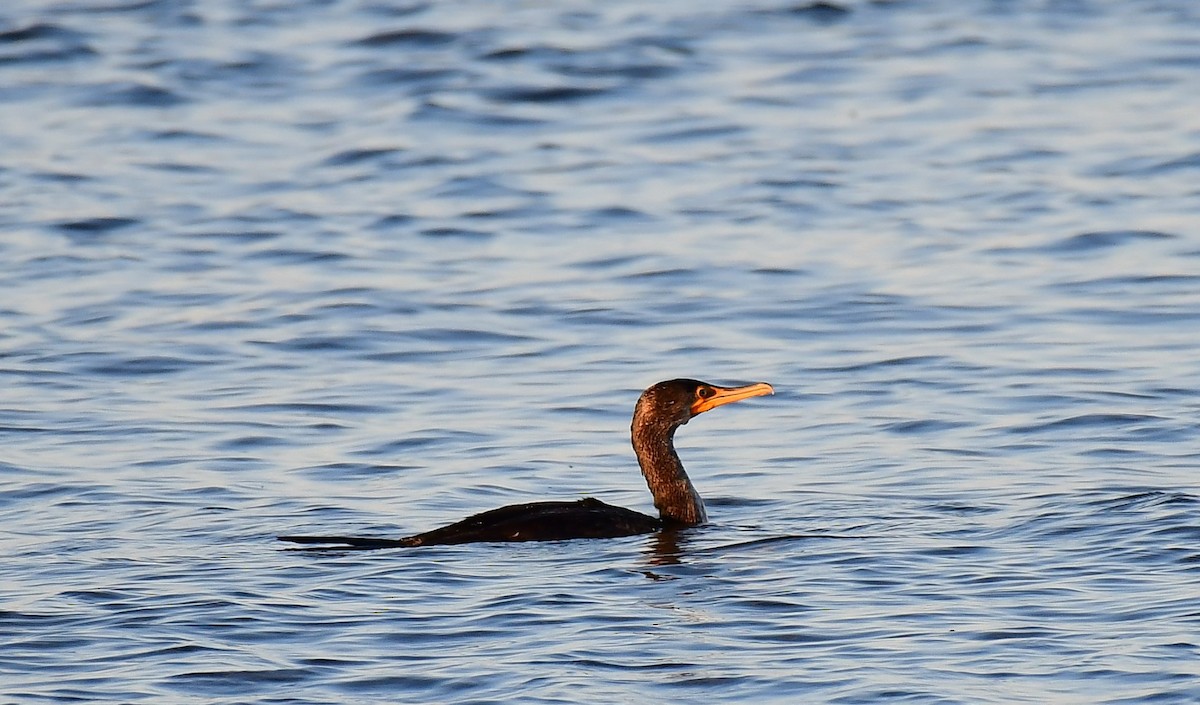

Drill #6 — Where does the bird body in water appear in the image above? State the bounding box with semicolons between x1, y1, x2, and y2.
278;379;773;549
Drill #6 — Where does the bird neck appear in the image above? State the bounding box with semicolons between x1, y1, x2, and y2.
631;419;707;526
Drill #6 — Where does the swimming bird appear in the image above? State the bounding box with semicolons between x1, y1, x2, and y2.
278;379;773;549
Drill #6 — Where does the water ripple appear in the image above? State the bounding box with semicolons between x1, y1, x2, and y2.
1;0;1198;703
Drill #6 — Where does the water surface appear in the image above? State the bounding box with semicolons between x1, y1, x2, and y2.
2;1;1199;703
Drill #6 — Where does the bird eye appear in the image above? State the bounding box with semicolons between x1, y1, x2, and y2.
697;387;714;399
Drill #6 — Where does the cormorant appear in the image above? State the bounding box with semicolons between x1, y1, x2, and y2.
278;378;773;549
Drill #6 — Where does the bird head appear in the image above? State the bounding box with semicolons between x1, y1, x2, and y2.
634;379;774;429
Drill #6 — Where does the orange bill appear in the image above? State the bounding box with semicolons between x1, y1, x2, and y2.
690;382;774;415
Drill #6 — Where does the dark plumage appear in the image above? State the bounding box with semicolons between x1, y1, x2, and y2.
278;378;772;549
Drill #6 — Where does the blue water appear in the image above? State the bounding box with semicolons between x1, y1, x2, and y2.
3;0;1199;702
